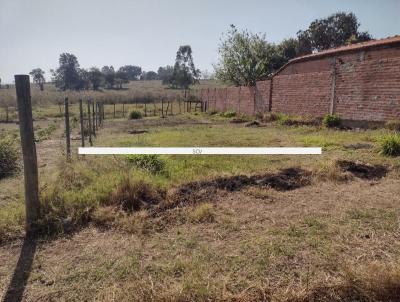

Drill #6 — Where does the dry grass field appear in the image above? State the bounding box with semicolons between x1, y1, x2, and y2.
1;82;400;301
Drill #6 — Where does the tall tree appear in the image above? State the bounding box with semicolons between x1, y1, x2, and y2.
88;67;103;90
158;66;174;85
77;68;91;90
297;12;372;55
141;71;158;80
118;65;142;81
214;25;277;86
29;68;46;91
116;67;129;89
101;66;116;89
51;53;81;90
169;45;200;89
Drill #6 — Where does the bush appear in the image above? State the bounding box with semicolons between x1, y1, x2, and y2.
379;134;400;157
129;110;142;120
322;114;341;128
126;154;166;174
385;120;400;132
219;111;236;118
0;137;18;179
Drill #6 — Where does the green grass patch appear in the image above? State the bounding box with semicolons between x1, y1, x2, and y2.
128;110;142;119
126;154;166;174
322;114;341;128
0;136;19;179
379;134;400;157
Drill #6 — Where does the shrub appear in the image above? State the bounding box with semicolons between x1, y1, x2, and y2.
129;110;142;120
385;120;400;132
219;111;236;118
0;137;18;179
126;154;166;174
379;134;400;157
322;114;341;128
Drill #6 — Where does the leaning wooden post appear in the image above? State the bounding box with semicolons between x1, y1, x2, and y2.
144;102;147;117
113;103;116;118
64;97;71;161
15;75;40;233
122;103;125;118
79;99;85;148
87;100;93;146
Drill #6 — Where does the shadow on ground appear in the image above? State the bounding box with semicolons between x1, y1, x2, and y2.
2;236;37;302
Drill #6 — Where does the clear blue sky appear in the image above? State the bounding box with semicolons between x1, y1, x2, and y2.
1;0;399;83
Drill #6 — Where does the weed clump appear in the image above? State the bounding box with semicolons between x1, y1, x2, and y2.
189;203;215;223
129;110;142;119
379;134;400;157
322;114;341;128
385;120;400;132
108;178;165;212
126;154;166;174
0;136;18;179
219;111;236;118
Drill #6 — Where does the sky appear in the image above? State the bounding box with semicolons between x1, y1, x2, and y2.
1;0;400;83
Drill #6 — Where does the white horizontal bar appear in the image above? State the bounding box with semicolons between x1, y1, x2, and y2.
79;147;322;155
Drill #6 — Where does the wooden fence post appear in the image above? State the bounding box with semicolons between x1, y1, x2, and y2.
79;99;85;148
122;103;125;118
144;103;147;117
113;103;116;118
165;101;170;116
92;101;96;137
95;102;98;131
15;75;40;233
161;98;164;118
153;100;156;116
87;100;93;146
64;97;71;161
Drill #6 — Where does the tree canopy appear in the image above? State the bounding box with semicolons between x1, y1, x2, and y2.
215;12;372;86
297;12;372;55
164;46;200;89
118;65;142;81
214;25;277;86
51;53;81;90
29;68;46;90
157;66;174;85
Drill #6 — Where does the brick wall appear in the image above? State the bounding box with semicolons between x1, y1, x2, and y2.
272;71;332;116
335;48;400;121
198;44;400;122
